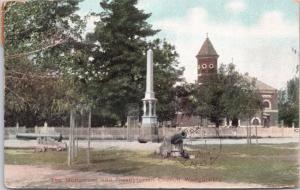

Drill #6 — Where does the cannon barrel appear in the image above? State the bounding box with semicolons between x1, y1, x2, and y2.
170;131;187;145
16;133;62;141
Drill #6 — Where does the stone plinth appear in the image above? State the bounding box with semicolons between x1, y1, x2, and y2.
139;49;158;142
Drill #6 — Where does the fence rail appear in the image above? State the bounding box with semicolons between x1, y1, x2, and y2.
5;125;300;140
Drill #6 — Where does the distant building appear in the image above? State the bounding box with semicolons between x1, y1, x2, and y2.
176;37;278;127
196;37;219;84
242;75;278;127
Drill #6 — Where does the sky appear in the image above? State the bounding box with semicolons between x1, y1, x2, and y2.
78;0;299;89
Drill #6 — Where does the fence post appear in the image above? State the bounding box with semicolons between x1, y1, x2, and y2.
111;127;113;140
15;122;19;135
123;124;125;140
246;118;251;144
74;114;78;158
163;122;166;137
87;108;91;165
126;117;129;141
102;126;104;140
68;110;74;167
255;124;258;144
249;119;252;144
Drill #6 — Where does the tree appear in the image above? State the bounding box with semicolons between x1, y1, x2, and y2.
4;0;86;127
5;0;185;127
150;39;184;122
175;82;198;116
85;0;183;126
278;77;298;127
194;64;262;127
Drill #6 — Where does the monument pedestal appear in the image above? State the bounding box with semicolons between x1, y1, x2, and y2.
141;116;157;127
140;116;159;142
139;127;159;142
138;49;159;143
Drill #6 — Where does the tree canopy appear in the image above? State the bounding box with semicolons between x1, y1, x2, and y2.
82;0;183;126
5;0;86;127
4;0;263;128
4;0;184;127
278;77;299;127
191;64;262;127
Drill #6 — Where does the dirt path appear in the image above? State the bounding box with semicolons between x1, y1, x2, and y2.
4;164;270;189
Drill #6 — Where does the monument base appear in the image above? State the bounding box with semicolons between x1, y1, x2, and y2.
138;127;159;143
141;116;157;127
139;116;159;143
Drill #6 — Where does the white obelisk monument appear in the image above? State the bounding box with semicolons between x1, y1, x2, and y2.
140;49;158;142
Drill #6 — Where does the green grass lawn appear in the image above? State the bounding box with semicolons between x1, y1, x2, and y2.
5;143;299;187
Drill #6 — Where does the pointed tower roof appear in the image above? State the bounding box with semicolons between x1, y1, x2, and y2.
196;37;219;57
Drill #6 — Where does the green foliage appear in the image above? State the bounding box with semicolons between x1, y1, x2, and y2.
85;0;182;126
278;78;299;127
150;39;184;122
175;83;198;115
193;64;262;127
4;0;184;127
4;0;85;127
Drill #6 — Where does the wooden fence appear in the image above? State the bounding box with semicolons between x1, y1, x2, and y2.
5;125;300;140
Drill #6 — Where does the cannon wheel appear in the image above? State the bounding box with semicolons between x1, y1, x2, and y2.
138;138;148;143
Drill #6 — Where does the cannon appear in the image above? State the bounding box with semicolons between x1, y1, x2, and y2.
171;131;187;145
16;132;66;152
158;131;189;158
16;132;63;141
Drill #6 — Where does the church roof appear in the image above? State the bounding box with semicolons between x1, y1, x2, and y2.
255;80;276;91
197;37;219;57
244;75;276;92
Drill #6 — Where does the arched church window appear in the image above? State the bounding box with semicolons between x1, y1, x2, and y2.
202;64;207;69
251;117;261;125
252;118;260;125
263;100;271;109
209;64;214;69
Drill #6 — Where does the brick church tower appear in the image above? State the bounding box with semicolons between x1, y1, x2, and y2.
196;37;219;84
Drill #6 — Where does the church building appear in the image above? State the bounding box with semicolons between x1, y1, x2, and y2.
176;37;278;127
196;37;219;84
